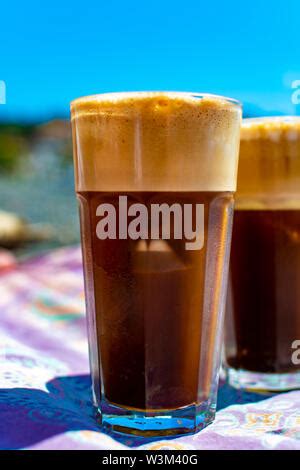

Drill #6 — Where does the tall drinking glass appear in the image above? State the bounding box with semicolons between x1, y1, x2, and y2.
71;92;241;436
225;116;300;391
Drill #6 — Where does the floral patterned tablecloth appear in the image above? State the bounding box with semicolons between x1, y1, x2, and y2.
0;246;299;450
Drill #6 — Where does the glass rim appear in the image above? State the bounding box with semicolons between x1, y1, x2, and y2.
243;115;300;126
71;91;242;110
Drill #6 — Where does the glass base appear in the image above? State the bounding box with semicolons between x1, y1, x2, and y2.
227;367;300;392
97;400;215;437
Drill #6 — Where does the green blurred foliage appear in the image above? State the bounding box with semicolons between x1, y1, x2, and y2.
0;124;33;172
0;134;23;171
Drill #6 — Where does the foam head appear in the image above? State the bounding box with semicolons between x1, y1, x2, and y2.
71;92;241;192
237;116;300;208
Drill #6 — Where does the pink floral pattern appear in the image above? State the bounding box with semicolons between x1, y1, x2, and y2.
0;246;299;450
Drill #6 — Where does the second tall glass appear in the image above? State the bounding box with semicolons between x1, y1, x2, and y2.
71;92;241;436
226;116;300;391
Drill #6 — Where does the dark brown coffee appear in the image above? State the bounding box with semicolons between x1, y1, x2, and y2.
227;208;300;373
78;190;233;410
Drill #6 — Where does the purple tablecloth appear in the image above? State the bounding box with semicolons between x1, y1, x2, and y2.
0;246;299;450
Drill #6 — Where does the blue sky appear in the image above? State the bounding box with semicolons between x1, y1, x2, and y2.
1;0;300;121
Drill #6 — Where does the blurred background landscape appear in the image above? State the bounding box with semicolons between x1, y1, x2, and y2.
0;0;299;258
0;119;77;257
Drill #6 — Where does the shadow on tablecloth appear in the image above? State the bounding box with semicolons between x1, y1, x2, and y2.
0;373;273;449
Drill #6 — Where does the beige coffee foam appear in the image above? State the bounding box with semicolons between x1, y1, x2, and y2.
71;92;241;192
236;117;300;210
